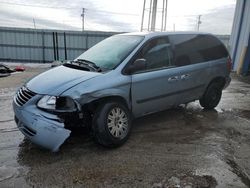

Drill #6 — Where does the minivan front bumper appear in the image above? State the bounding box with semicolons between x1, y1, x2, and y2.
13;101;71;152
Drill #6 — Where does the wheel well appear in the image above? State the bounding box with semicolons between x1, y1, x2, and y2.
208;77;226;89
84;96;129;114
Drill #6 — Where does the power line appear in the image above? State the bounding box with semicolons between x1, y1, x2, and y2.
0;1;139;16
0;1;74;9
86;9;139;16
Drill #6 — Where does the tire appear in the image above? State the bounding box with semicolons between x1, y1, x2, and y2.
199;82;222;110
92;101;132;147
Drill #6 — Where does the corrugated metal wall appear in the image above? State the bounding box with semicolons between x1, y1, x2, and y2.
229;0;250;73
0;27;230;63
0;27;119;63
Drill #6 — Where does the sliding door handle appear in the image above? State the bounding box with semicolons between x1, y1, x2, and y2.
168;76;179;82
181;74;190;80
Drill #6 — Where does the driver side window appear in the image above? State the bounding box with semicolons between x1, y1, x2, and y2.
137;37;173;71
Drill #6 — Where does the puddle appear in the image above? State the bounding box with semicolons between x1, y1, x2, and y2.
226;158;250;188
153;175;217;188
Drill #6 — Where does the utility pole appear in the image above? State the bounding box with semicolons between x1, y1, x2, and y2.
141;0;167;32
33;18;36;29
147;0;152;31
163;0;168;31
151;0;157;31
81;8;85;31
161;0;165;31
140;0;146;31
197;15;202;31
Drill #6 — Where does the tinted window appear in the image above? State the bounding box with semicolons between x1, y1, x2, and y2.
196;35;228;61
169;34;228;67
137;37;173;71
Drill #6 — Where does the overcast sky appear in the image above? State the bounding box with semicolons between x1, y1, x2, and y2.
0;0;236;34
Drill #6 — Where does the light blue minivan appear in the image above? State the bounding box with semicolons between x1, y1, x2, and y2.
13;32;231;151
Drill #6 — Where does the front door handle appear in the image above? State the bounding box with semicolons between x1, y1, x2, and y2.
181;74;190;80
168;76;179;82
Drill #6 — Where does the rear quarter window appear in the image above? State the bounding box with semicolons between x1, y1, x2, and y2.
169;34;228;67
196;35;228;61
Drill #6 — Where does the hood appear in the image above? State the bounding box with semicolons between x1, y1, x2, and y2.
26;65;100;95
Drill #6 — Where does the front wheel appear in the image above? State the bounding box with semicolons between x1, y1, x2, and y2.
92;101;132;147
199;82;222;109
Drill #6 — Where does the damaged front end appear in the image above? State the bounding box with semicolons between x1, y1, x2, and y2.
13;86;85;152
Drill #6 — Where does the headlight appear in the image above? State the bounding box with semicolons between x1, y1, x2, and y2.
37;95;56;110
37;95;77;112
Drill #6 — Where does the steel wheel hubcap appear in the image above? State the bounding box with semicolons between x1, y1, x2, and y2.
107;107;128;138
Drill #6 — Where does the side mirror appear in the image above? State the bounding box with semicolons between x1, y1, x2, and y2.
126;59;146;74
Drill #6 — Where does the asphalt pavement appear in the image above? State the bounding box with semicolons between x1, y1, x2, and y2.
0;64;250;188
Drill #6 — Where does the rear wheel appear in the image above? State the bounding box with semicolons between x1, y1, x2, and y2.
92;101;132;147
199;82;222;109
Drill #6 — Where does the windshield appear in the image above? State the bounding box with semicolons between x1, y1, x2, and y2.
76;35;144;70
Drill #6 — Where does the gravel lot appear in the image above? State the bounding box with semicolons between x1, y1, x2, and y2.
0;64;250;188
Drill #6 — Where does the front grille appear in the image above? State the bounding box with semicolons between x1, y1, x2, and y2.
14;86;36;106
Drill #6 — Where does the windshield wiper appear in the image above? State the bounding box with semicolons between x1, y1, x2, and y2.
75;59;102;72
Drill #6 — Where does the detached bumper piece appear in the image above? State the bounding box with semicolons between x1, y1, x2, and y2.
14;105;71;152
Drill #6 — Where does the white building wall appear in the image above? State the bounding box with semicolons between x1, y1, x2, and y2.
229;0;250;71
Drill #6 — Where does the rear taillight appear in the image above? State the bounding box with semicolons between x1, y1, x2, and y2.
227;56;232;71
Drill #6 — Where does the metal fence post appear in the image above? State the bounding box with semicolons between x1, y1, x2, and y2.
42;31;45;63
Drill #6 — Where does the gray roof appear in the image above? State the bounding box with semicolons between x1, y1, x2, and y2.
119;31;211;38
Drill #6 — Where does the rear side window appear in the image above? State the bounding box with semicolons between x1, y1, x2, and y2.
169;34;228;67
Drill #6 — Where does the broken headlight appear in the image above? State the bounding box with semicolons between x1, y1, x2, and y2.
37;95;77;112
